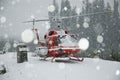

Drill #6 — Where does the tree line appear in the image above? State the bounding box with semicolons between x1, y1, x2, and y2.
49;0;120;61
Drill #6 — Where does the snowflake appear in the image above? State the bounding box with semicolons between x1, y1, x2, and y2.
87;37;89;40
48;5;55;12
64;7;68;11
102;43;105;47
102;33;104;36
30;15;35;19
0;16;6;23
118;30;120;33
97;35;103;43
89;0;94;3
4;34;8;39
9;23;13;26
58;63;65;69
93;58;100;63
83;22;89;28
94;23;103;35
116;70;120;76
0;6;4;10
93;49;97;54
21;29;34;43
76;24;80;28
11;1;16;5
84;17;90;22
97;50;101;53
119;44;120;47
45;22;50;30
49;41;52;44
16;0;20;3
78;38;89;51
96;5;99;8
81;32;84;34
33;39;38;44
96;66;100;70
13;43;17;48
101;48;105;51
76;8;81;15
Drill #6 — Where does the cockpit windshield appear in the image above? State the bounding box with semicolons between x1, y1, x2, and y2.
58;34;78;46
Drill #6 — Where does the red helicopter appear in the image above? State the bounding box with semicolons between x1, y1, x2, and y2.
24;11;110;62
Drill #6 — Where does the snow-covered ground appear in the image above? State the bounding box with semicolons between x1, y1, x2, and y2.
0;52;120;80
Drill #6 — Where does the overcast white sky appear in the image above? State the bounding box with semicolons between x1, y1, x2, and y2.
0;0;119;39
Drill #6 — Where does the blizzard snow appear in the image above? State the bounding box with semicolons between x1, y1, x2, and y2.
97;35;104;43
0;16;6;23
48;5;55;12
21;29;34;43
0;52;120;80
78;38;89;50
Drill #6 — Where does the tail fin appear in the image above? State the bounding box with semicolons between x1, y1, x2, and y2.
34;28;46;46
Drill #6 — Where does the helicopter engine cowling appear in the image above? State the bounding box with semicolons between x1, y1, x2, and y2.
34;47;48;57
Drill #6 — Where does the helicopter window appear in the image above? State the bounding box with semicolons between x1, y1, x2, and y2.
59;35;77;46
49;31;54;36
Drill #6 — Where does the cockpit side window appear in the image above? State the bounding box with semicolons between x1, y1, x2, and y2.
49;31;54;36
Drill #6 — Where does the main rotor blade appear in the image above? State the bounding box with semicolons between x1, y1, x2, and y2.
23;19;49;23
61;11;111;19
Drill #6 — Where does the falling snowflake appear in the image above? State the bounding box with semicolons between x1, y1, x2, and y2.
0;16;6;23
94;23;103;35
119;44;120;48
64;7;68;11
76;24;80;28
11;1;16;5
83;22;89;28
94;49;98;54
13;43;17;48
21;29;34;43
102;33;104;36
78;38;89;50
87;37;89;40
33;39;38;44
101;48;105;52
16;0;20;3
97;35;103;43
93;58;100;63
0;6;4;10
96;66;100;70
116;70;120;76
96;5;99;8
30;15;35;19
102;43;105;47
9;23;13;26
58;63;65;69
4;34;8;39
84;17;90;22
97;50;101;53
49;40;52;44
76;8;81;15
45;22;50;30
48;5;55;12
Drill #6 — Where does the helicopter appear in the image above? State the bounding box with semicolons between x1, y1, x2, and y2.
23;11;111;62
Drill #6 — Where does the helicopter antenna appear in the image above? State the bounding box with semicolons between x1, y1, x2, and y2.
33;19;35;30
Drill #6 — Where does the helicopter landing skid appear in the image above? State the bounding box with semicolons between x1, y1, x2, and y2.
69;57;84;62
39;57;84;62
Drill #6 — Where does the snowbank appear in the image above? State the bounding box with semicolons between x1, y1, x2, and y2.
0;52;120;80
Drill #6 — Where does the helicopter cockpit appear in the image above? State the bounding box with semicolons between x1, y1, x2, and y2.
58;34;78;47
